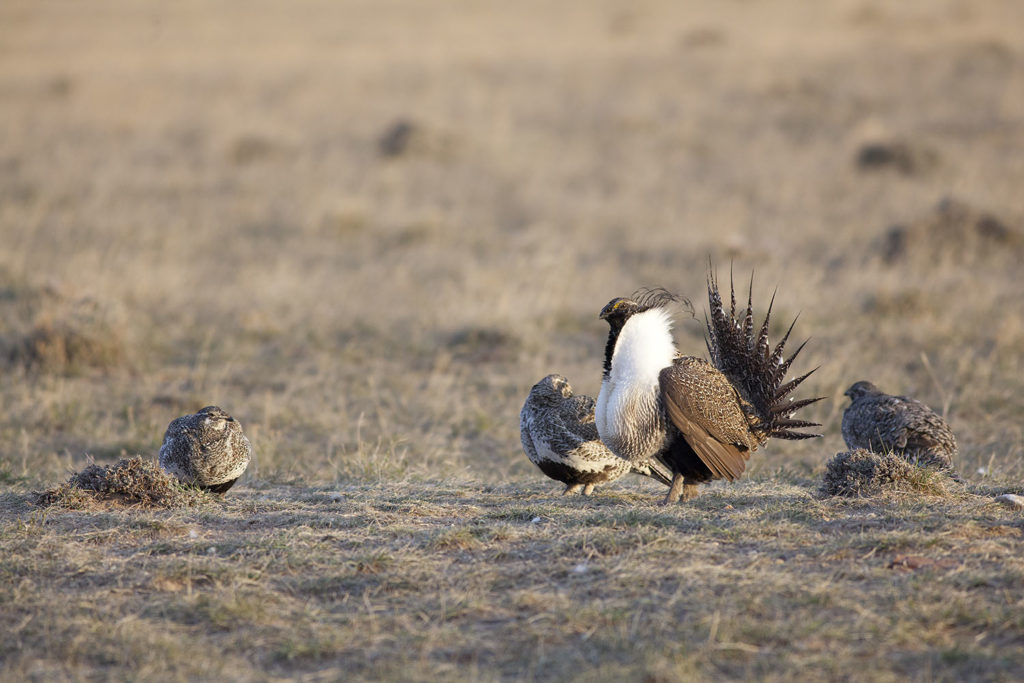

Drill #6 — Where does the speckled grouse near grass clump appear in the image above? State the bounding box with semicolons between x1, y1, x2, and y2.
520;374;672;495
595;270;823;504
159;406;252;493
842;381;959;475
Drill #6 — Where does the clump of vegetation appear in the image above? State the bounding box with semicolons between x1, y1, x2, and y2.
875;197;1023;265
33;456;208;509
856;139;939;175
821;449;951;498
377;118;454;159
1;273;128;374
14;308;126;373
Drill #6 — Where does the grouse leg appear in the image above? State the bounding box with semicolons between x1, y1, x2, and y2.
664;474;700;504
563;483;583;496
664;474;684;504
582;483;596;496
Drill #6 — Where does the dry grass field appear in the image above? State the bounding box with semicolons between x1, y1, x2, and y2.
1;0;1023;680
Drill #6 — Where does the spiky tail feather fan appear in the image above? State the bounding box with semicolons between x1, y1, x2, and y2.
705;268;824;441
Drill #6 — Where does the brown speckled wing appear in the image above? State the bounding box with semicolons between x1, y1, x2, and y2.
659;358;755;481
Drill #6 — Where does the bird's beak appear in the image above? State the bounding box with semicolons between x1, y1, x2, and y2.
599;299;622;320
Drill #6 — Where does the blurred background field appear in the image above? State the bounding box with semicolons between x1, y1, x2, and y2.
1;0;1022;489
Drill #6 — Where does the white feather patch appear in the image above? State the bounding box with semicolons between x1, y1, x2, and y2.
608;307;676;388
530;435;619;474
597;307;677;447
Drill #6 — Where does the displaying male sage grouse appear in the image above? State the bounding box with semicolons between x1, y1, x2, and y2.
596;272;823;504
841;381;959;472
520;374;673;495
159;406;252;493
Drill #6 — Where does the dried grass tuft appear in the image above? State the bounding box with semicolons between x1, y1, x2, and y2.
821;449;952;498
377;118;455;159
856;139;939;175
1;277;129;374
875;197;1023;265
33;456;208;509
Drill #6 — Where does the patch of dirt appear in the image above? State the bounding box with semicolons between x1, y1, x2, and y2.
33;457;208;509
874;197;1023;265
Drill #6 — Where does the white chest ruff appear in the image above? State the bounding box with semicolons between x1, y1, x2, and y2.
596;307;677;461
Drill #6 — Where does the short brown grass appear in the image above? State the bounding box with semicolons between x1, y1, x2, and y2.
2;0;1023;680
2;479;1023;681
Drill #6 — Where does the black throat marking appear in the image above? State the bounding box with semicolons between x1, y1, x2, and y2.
602;318;626;379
